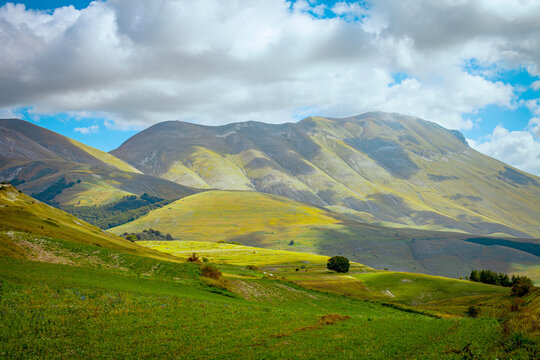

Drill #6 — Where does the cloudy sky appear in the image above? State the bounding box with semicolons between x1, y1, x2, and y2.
1;0;540;175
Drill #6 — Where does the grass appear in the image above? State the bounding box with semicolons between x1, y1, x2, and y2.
352;271;509;306
0;252;516;359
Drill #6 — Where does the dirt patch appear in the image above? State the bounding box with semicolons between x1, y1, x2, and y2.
17;238;74;265
226;279;275;301
298;313;351;331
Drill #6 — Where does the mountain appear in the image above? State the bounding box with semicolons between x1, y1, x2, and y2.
110;190;540;281
111;112;540;238
0;119;198;205
0;118;140;172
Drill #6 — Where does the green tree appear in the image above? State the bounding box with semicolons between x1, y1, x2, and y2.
511;276;534;297
327;256;350;273
469;269;480;282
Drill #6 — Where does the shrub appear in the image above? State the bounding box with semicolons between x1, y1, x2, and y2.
327;256;350;273
466;306;479;318
186;252;201;263
511;276;534;297
200;263;221;279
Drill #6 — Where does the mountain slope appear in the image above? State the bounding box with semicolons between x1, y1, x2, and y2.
110;190;540;281
111;112;540;238
0;184;180;262
0;118;140;173
0;119;199;205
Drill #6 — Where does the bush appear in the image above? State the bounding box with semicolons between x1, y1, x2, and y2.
200;263;222;279
511;276;534;297
327;256;350;273
466;306;479;318
186;252;201;263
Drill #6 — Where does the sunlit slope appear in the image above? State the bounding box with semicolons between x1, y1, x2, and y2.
111;190;540;281
0;118;140;173
112;190;341;242
112;112;540;237
0;184;180;262
0;160;198;206
141;240;509;307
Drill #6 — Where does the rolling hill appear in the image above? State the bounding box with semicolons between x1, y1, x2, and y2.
0;119;198;205
111;112;540;238
111;190;540;281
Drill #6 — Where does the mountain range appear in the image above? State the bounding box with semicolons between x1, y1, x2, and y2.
111;112;540;238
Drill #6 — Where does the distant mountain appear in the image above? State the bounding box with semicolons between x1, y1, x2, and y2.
0;118;139;172
111;112;540;238
0;119;198;205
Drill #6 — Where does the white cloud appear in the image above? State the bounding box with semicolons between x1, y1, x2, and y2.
531;81;540;90
470;125;540;176
0;0;538;138
74;124;99;134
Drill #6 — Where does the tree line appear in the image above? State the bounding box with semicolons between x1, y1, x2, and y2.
60;194;178;229
468;269;534;297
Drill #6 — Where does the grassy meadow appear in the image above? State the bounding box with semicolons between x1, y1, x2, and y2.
1;237;529;359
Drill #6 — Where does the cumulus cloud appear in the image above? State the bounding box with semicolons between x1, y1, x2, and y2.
2;0;536;131
74;124;99;134
469;125;540;176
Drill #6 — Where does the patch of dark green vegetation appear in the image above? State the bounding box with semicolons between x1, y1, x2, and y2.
31;177;80;204
468;269;534;296
60;194;178;229
122;228;173;241
465;237;540;257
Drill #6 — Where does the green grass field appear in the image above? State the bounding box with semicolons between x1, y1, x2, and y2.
1;245;524;359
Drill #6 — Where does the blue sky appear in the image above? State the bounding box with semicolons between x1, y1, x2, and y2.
1;0;539;174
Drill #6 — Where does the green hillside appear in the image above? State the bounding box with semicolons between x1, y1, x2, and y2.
111;190;540;281
0;185;537;359
112;112;540;238
0;184;180;262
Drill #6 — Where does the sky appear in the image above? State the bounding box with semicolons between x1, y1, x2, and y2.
0;0;539;175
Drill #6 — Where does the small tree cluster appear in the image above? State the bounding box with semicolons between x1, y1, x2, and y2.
327;256;350;273
469;270;534;296
122;228;174;241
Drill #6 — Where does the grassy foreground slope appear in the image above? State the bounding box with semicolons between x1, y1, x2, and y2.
112;190;540;281
0;188;537;359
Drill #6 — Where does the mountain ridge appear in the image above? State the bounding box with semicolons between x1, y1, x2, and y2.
111;112;540;238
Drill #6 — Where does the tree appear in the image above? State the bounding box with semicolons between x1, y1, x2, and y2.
511;276;534;297
469;269;480;282
327;256;350;273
